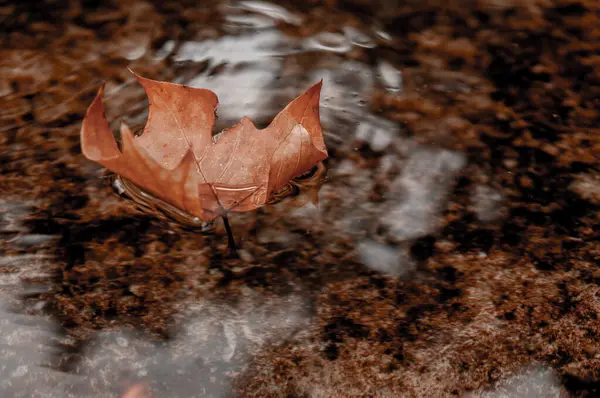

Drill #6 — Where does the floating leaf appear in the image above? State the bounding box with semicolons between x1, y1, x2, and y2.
81;70;328;222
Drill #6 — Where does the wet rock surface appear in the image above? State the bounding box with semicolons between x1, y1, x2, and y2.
1;0;599;396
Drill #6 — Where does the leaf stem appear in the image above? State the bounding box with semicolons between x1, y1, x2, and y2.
222;215;238;258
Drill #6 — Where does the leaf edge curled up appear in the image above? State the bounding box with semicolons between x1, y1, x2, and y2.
80;83;121;162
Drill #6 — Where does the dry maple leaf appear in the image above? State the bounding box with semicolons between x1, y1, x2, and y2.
80;70;328;233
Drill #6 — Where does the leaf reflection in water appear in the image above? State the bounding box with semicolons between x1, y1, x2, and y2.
112;175;216;232
111;162;327;231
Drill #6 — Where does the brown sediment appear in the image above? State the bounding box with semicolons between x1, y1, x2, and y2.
1;0;598;396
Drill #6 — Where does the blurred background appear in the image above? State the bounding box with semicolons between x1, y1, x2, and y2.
1;0;599;397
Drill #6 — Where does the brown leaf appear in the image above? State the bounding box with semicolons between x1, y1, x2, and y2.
81;70;328;221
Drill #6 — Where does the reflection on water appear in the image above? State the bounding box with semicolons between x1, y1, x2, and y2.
1;0;492;396
304;32;351;53
357;239;414;276
377;61;403;92
0;202;70;396
174;30;289;65
354;116;397;152
380;148;466;242
0;306;74;397
466;365;567;398
236;1;303;25
67;291;309;397
1;193;309;395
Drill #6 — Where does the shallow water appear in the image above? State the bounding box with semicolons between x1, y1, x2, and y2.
1;0;599;397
